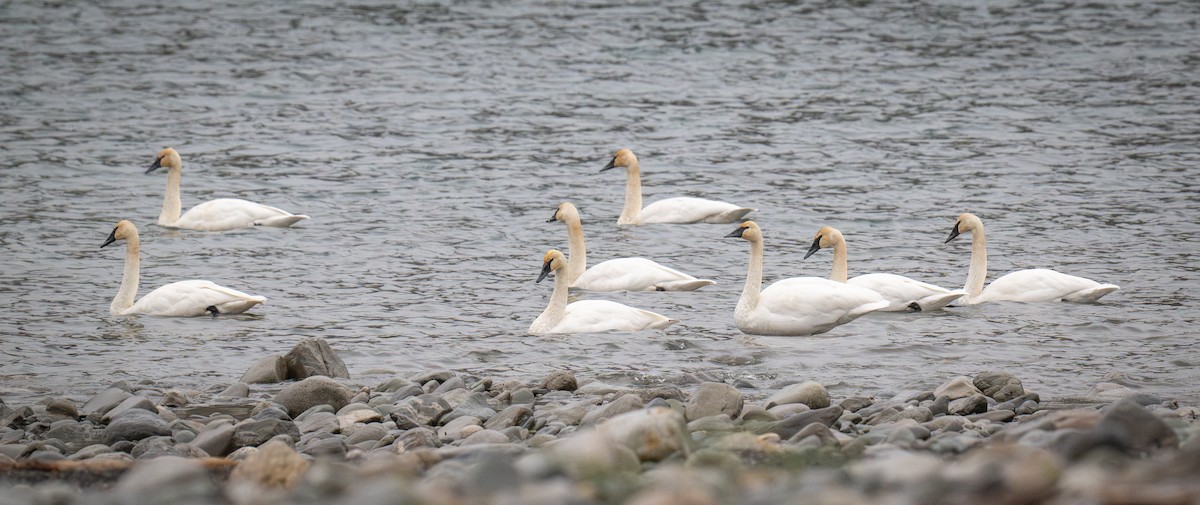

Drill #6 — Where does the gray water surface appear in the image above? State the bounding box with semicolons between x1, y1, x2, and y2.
2;0;1198;405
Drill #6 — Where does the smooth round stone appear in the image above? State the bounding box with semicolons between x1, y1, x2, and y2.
484;405;534;431
686;414;736;433
101;396;157;423
581;394;644;426
284;337;350;379
395;427;440;452
300;436;348;457
509;388;536;406
460;429;509;446
274;376;354;417
69;443;114;460
191;424;235;457
43;421;94;451
764;382;830;409
540;371;578;392
440;393;497;425
934;376;983;401
765;406;844;439
684;382;743;422
968;410;1016;423
217;382;250;399
232;419;301;449
336;402;374;416
231;441;310;489
411;370;455;384
839;397;874;413
103;410;169;445
973;372;1026;403
948;395;988;416
1098;399;1178;453
738;405;777;423
46;398;78;419
241;354;288;384
433;376;466;394
298;412;339;434
767;403;811;418
81;388;133;416
251;406;293;421
438;416;482;442
294;404;336;422
337;409;383;431
596;407;689;462
376;378;412;393
923;415;968;433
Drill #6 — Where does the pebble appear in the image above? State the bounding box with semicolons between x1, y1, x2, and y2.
191;423;235;457
973;371;1026;402
274;376;355;417
684;382;743;422
45;398;78;419
540;371;578;391
102;409;169;445
80;388;132;416
764;381;831;409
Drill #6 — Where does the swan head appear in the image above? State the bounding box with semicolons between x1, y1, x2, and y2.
600;148;637;172
946;213;984;243
725;221;762;241
101;220;138;248
537;249;567;283
804;226;844;259
146;147;182;174
548;202;580;223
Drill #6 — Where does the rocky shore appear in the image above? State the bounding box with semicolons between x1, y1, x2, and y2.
2;338;1198;505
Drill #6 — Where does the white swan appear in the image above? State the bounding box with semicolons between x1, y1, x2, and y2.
146;147;309;231
726;222;889;336
945;213;1119;304
600;148;755;225
101;220;266;316
529;250;679;334
549;202;715;291
804;226;965;311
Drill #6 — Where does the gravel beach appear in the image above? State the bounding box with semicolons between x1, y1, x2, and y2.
2;338;1197;505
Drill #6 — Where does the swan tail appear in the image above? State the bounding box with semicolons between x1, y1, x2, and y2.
1064;284;1119;303
255;215;310;227
213;295;266;315
705;208;756;224
916;290;967;311
655;279;716;291
848;300;891;319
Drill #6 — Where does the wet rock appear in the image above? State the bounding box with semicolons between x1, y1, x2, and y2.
581;394;644;425
942;445;1061;503
934;376;983;400
233;418;300;449
0;400;21;428
69;443;114;460
576;381;634;396
1098;399;1178;454
230;439;310;489
297;412;339;434
338;409;384;430
687;414;736;433
284;337;350;379
396;427;440;452
300;434;348;457
550;429;642;477
392;394;453;426
411;370;454;384
839;396;874;413
509;388;536;406
685;382;743;422
929;395;951;416
158;390;189;408
441;392;496;425
541;370;578;391
973;371;1025;402
484;405;533;431
461;429;509;446
43;421;95;452
376;378;412;393
762;406;843;439
635;386;686;403
344;423;387;445
967;409;1015;423
439;415;482;442
241;354;289;384
251;406;293;421
544;398;601;426
191;423;234;457
81;388;132;416
103;409;169;445
274;376;354;417
46;398;78;419
217;382;250;399
767;403;811;418
111;456;219;504
948;394;988;416
764;381;830;409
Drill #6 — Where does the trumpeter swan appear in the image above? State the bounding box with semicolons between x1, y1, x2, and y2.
945;213;1119;304
146;147;309;231
529;249;678;334
549;202;714;291
101;220;266;316
804;226;965;311
600;148;754;225
726;222;888;336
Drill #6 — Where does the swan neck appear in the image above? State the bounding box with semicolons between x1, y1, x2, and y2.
739;237;764;313
159;167;182;226
564;217;586;284
966;227;988;297
619;161;643;224
831;240;849;283
112;235;140;314
534;270;571;330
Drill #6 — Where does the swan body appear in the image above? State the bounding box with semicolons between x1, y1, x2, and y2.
945;213;1119;305
147;147;309;231
601;148;754;225
804;226;965;311
102;220;266;316
529;250;678;334
549;202;714;291
726;222;888;336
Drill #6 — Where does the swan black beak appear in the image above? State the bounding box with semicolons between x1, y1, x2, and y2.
803;237;823;259
145;157;163;174
600;157;617;172
536;260;553;283
101;228;118;248
725;227;745;238
547;208;559;223
945;222;962;243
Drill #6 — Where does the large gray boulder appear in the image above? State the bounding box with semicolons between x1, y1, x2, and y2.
284;338;350;379
242;354;289;384
274;376;354;417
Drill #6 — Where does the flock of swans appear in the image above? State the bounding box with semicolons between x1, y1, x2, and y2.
102;147;1119;334
528;149;1118;336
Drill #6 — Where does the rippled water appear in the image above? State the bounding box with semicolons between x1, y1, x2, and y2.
2;0;1198;407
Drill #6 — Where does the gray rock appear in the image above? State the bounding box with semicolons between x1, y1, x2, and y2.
973;372;1025;402
968;410;1016;423
300;435;347;457
687;414;736;433
441;392;497;425
285;337;350;379
764;382;830;409
241;354;289;384
596;406;689;462
396;427;440;451
762;406;844;439
433;376;466;394
392;394;453;426
274;376;354;417
575;381;634;396
0;401;21;428
544;398;602;426
69;444;114;460
867;406;934;425
1098;399;1178;454
411;370;455;384
922;415;968;433
191;424;235;457
635;386;686;403
461;429;509;446
103;410;169;445
929;395;951;416
344;424;387;445
839;396;874;413
111;456;218;503
377;378;412;393
684;382;743;422
485;405;533;431
158;390;189;408
509;388;536;406
766;403;811;418
43;421;95;452
541;371;578;391
581;394;644;425
934;376;983;400
81;388;132;416
46;398;78;419
132;436;207;459
233;418;301;449
298;412;339;434
947;394;988;416
439;415;482;442
388;384;425;402
217;382;250;399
